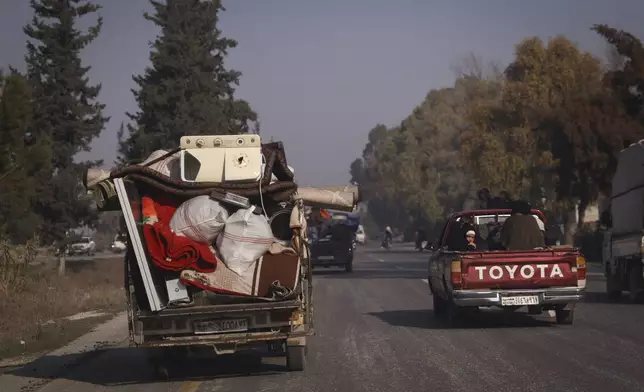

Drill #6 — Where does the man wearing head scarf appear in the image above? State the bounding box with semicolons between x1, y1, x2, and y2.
500;200;545;250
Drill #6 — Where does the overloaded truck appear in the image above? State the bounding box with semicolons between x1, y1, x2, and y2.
84;135;359;375
601;140;644;302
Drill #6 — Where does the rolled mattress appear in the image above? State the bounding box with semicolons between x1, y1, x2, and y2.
294;186;359;212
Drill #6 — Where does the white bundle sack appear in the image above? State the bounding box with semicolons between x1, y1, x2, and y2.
170;196;229;243
216;206;274;275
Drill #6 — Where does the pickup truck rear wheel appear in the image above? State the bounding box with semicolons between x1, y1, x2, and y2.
432;294;448;317
446;303;466;327
606;264;622;301
628;262;644;303
555;307;575;325
286;345;306;371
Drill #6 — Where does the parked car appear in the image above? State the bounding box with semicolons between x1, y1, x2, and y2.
110;234;128;253
70;236;96;256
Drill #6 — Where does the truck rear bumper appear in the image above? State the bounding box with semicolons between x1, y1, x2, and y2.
132;330;314;348
452;286;585;307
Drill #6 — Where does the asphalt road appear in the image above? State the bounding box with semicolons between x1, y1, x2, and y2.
5;244;644;392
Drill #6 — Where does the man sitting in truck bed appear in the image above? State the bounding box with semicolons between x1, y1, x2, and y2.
500;200;545;250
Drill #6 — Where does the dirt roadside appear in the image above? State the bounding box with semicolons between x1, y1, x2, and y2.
0;256;125;364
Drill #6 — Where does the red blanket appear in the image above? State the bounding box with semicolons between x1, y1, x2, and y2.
143;222;218;272
142;195;218;273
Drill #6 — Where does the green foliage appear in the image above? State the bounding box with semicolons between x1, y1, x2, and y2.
354;28;644;240
118;0;257;163
593;24;644;121
0;72;51;244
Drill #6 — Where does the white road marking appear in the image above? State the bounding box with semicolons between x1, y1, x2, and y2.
421;279;428;283
378;258;384;262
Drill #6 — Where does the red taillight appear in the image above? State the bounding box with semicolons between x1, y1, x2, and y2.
451;260;462;286
576;256;587;280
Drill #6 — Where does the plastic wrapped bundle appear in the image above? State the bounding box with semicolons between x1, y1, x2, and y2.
216;206;274;275
170;196;229;243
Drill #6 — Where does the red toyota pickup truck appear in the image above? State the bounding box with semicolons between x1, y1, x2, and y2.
428;209;586;326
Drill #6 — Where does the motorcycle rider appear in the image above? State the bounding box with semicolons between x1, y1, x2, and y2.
415;227;427;251
382;226;393;248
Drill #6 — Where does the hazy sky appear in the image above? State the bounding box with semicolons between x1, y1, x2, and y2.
1;0;643;186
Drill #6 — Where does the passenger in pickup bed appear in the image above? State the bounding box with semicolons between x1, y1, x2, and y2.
447;216;473;250
447;216;487;251
500;200;545;250
465;230;477;250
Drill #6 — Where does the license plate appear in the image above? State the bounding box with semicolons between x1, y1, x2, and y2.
501;295;539;306
193;318;248;335
318;256;334;260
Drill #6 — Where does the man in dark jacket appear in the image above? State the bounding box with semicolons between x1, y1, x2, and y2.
500;200;545;250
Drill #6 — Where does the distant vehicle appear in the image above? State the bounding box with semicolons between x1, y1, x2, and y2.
110;234;128;253
69;236;96;256
309;222;354;272
429;208;586;326
602;140;644;302
355;225;366;244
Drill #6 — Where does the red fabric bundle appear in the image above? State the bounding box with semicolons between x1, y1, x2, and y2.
141;195;218;272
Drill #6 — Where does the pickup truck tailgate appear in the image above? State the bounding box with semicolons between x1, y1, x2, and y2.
460;250;579;290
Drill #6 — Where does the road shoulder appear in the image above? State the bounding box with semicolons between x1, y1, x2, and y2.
0;312;127;392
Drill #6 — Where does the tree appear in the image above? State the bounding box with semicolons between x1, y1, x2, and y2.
466;35;644;243
0;71;52;244
24;0;107;170
24;0;107;272
353;77;497;235
593;24;644;120
118;0;257;163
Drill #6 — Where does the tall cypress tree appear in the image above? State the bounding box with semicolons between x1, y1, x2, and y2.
0;70;52;244
24;0;108;246
118;0;257;163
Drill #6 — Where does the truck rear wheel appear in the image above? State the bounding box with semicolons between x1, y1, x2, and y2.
607;289;622;301
286;345;306;371
628;262;644;303
606;263;622;301
446;303;466;327
432;294;448;317
555;306;575;325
